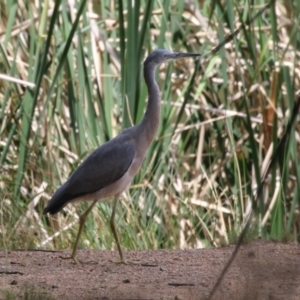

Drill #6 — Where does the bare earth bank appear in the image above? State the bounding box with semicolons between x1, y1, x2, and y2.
0;240;299;300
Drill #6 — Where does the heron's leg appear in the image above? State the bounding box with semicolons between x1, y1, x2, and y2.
110;197;140;265
60;199;98;264
110;197;125;262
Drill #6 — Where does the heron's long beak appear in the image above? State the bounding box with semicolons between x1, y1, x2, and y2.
173;52;201;59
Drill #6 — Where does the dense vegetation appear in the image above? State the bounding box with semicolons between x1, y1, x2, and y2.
0;0;299;253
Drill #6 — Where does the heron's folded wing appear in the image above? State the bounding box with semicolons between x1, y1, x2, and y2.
43;133;136;214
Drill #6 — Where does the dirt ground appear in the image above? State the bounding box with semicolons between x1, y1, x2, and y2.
0;240;299;300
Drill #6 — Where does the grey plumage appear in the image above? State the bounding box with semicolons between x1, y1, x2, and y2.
43;49;200;264
43;132;136;214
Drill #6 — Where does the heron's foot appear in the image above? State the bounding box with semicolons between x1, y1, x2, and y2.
59;255;98;265
109;258;141;265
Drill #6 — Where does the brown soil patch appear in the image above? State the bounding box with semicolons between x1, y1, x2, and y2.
0;240;299;300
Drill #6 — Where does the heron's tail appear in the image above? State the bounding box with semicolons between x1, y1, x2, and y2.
43;185;73;215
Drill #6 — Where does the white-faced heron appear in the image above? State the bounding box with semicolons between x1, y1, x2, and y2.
43;49;200;264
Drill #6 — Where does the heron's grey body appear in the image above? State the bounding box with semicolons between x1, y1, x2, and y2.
44;127;142;213
43;49;200;264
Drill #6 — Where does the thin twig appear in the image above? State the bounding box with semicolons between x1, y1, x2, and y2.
203;0;276;58
207;95;300;300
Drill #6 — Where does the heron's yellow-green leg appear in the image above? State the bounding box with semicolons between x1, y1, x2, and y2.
60;199;98;264
110;197;140;265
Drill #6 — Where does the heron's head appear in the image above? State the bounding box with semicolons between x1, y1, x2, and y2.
144;49;200;66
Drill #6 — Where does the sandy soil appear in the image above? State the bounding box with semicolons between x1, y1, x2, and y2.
0;240;299;300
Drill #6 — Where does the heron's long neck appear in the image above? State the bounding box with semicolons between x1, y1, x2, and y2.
141;62;160;142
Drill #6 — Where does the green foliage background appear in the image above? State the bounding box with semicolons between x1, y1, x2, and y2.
0;0;299;252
